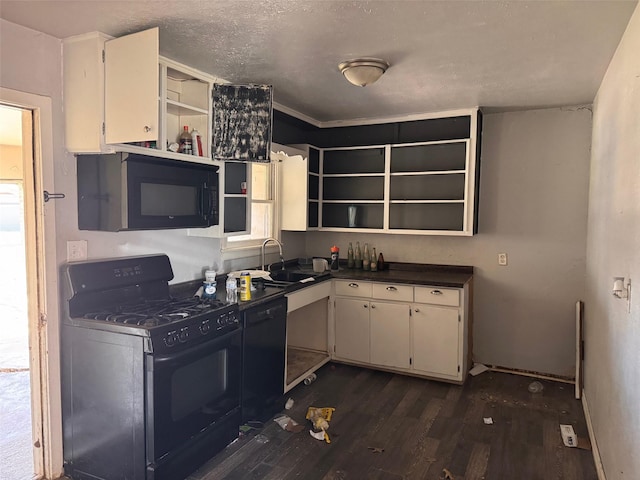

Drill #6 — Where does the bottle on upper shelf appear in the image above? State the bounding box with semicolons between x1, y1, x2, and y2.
178;125;192;155
191;128;203;156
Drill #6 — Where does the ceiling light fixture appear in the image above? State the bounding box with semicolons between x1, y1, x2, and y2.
338;58;389;87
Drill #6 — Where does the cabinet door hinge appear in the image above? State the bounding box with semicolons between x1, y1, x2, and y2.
409;357;412;365
409;307;412;316
458;365;460;372
333;345;336;353
458;314;461;322
102;122;105;135
102;49;105;63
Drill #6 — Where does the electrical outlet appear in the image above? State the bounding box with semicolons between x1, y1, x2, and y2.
67;240;88;262
498;253;508;266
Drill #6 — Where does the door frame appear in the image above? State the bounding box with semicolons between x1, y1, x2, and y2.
1;87;62;479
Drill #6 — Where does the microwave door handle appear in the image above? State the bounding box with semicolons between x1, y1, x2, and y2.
207;180;218;225
199;186;207;218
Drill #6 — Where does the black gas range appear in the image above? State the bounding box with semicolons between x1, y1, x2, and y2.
61;254;241;480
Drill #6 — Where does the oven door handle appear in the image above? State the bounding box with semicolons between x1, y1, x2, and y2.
153;328;240;365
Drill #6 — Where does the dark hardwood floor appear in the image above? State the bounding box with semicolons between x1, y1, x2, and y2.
189;363;597;480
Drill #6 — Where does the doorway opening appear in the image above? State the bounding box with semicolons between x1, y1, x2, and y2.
0;104;35;479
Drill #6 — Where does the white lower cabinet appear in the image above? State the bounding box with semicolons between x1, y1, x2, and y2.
332;279;469;383
334;297;370;363
411;304;460;378
370;302;411;369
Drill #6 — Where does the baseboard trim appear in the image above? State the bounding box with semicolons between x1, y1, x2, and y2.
582;390;606;480
487;365;574;384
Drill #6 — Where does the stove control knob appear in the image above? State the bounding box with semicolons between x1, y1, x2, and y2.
178;327;189;342
164;332;177;347
200;320;211;335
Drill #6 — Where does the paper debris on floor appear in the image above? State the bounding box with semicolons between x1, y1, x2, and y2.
469;363;489;376
306;406;335;444
273;414;305;433
310;429;328;441
483;417;494;425
442;468;455;479
560;424;578;447
285;397;294;409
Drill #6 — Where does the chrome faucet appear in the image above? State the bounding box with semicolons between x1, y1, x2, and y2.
261;237;285;271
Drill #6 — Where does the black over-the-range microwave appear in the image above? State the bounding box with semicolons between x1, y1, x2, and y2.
77;153;219;231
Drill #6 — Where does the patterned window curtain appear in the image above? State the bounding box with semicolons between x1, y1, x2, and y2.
212;84;273;162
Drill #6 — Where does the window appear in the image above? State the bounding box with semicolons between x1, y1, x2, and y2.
223;161;278;250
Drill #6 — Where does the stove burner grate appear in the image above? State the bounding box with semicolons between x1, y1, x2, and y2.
82;297;229;327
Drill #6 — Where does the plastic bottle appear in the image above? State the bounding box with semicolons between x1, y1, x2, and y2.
330;245;340;270
179;125;193;155
362;243;370;271
203;270;217;299
303;373;317;385
354;242;362;269
225;276;237;303
191;128;203;156
528;381;544;393
347;242;354;268
377;252;385;271
370;247;377;272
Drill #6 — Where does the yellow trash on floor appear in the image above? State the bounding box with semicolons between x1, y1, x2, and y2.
306;406;335;444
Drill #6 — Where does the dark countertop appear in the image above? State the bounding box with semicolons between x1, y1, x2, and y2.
169;261;472;311
331;262;473;288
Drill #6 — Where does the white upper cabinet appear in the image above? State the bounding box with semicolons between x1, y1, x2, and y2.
104;28;159;145
64;28;215;163
275;143;321;231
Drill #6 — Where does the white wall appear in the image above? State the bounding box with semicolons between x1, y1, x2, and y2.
585;4;640;479
306;106;593;377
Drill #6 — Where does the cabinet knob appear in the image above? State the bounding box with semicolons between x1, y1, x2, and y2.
144;125;152;132
349;283;359;288
430;290;443;295
363;304;368;308
371;304;376;309
386;286;397;291
414;308;420;313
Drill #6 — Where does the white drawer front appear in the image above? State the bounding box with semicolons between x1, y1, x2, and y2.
414;286;460;307
335;280;372;298
371;283;413;302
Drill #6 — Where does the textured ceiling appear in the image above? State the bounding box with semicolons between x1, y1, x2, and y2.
1;1;636;123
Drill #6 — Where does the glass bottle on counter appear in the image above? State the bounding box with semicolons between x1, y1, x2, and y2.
377;252;385;271
362;243;370;271
370;247;377;272
354;241;362;269
347;242;355;268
